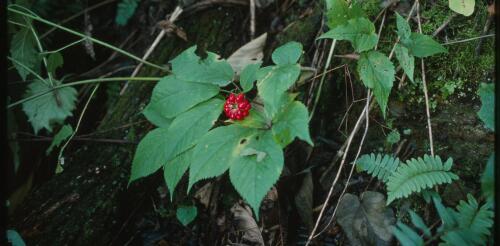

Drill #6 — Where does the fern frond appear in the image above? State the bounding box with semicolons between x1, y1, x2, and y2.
115;0;140;26
386;155;459;204
356;153;400;182
392;222;424;246
449;194;494;244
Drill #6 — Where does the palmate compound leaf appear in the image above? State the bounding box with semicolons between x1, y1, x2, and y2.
130;99;223;184
386;155;459;204
189;125;283;218
146;75;219;118
319;17;378;53
357;51;395;118
477;83;494;131
271;101;313;147
22;80;77;134
394;44;415;82
10;27;39;81
325;0;365;29
170;46;234;86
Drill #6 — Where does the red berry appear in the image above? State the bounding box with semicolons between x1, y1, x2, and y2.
224;93;251;121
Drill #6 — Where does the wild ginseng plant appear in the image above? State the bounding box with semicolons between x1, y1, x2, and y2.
129;42;313;218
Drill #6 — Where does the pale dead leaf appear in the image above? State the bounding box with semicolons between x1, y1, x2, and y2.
227;33;267;74
194;182;214;208
231;203;265;246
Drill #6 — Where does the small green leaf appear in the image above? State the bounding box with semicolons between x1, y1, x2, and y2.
394;44;414;82
325;0;365;29
164;148;193;200
147;75;219;118
170;46;234;86
240;62;261;92
392;222;424;246
402;33;447;58
477;83;494;131
229;131;284;218
46;124;73;155
10;28;39;81
272;101;313;147
142;103;172;128
449;0;475;16
22;80;77;134
319;18;378;53
481;154;494;204
386;130;400;145
47;52;64;74
357;51;395;117
271;41;303;65
408;210;431;237
115;0;139;26
395;13;411;41
176;205;198;226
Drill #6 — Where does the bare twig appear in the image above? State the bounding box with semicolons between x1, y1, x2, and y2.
443;34;495;45
432;13;457;37
249;0;256;39
119;7;183;95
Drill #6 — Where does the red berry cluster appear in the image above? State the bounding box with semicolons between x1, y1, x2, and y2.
224;93;251;120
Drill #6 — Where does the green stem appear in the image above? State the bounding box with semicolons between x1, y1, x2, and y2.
8;20;28;28
41;38;86;54
7;56;49;85
8;77;161;109
24;16;55;85
8;6;168;72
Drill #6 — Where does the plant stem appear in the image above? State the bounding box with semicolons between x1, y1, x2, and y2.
40;38;86;54
24;16;55;86
8;6;168;72
7;56;48;85
7;77;161;109
309;39;337;121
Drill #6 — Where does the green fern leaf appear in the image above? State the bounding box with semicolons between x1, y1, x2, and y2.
355;153;400;182
386;155;459;204
115;0;140;26
392;222;424;246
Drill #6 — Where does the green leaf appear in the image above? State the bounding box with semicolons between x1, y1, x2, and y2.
188;125;253;190
229;131;284;217
164;148;193;200
271;101;313;147
231;108;269;129
46;124;73;155
481;154;494;204
115;0;139;26
408;210;431;237
433;194;458;230
477;83;494;131
271;41;303;65
319;18;378;53
129;128;169;183
395;12;411;41
10;27;39;81
394;44;414;82
176;205;198;226
147;75;219;118
449;0;475;16
170;46;234;86
256;64;301;117
386;129;400;145
355;153;400;182
46;52;64;74
131;99;223;184
240;62;261;92
7;229;26;246
142;103;172;128
357;51;395;117
402;33;447;58
325;0;365;29
392;222;424;246
22;80;77;134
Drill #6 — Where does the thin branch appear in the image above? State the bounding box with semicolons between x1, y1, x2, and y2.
309;39;337;121
249;0;256;39
442;34;495;45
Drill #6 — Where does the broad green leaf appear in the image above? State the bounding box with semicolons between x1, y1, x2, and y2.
395;12;411;41
449;0;475;16
47;52;64;74
481;154;494;204
257;64;301;117
188;125;253;190
240;62;261;92
10;28;39;81
142;103;172;128
164;148;193;200
319;18;378;52
272;101;313;147
477;83;494;131
231;108;269;129
271;42;303;65
22;80;77;134
130;128;169;183
357;51;395;117
170;46;234;86
131;99;223;183
176;205;198;226
325;0;365;29
394;44;414;82
229;131;284;217
115;0;139;26
46;124;73;155
402;33;447;58
147;75;219;118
